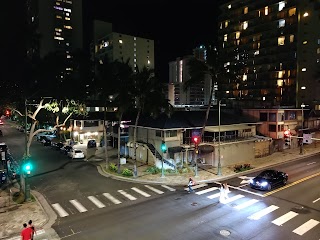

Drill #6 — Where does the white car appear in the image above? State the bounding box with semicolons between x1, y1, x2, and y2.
67;149;85;159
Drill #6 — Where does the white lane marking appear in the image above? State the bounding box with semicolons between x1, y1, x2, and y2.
145;185;164;194
307;162;316;165
293;219;320;236
248;205;279;220
131;187;151;197
313;197;320;203
207;193;221;199
184;183;208;191
195;187;218;195
234;199;259;210
222;194;244;204
69;199;88;213
103;193;121;204
52;203;69;217
161;185;176;191
272;211;298;226
87;196;106;208
118;190;137;200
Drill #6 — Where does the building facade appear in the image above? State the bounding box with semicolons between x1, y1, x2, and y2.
218;0;320;109
168;46;216;107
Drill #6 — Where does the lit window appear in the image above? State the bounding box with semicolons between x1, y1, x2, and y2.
303;12;309;17
119;39;123;44
254;50;259;55
302;68;307;71
224;34;228;42
258;42;260;48
277;80;283;87
224;62;230;67
147;60;151;65
225;20;229;28
318;39;320;44
303;41;307;44
228;4;231;9
134;42;136;46
242;74;247;81
278;36;285;46
134;64;137;68
242;21;248;30
290;35;294;42
226;91;230;93
134;53;136;57
235;31;241;39
134;37;136;40
67;55;71;58
64;25;72;29
134;48;136;52
55;32;61;36
55;28;62;32
263;97;266;101
56;15;62;19
279;1;285;11
66;13;69;16
54;36;64;40
289;8;296;16
301;86;306;90
278;19;285;28
278;71;285;78
65;17;70;20
317;48;320;54
66;42;69;46
244;7;248;14
134;58;137;62
265;6;269;15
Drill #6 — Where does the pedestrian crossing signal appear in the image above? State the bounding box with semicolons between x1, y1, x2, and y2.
161;141;167;153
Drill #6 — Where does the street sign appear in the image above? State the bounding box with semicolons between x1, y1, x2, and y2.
303;134;312;144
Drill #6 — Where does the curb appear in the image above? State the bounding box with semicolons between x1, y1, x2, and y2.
31;190;57;229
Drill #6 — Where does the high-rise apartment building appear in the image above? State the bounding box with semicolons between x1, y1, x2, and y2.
168;45;216;108
92;21;155;72
218;0;320;109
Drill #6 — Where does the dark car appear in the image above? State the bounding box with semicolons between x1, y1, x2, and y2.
43;139;51;146
51;142;64;150
60;145;73;155
249;169;288;191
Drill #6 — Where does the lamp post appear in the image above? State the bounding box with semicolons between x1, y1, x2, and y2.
300;103;305;155
217;100;222;176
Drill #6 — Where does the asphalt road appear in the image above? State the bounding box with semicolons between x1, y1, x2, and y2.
2;120;320;240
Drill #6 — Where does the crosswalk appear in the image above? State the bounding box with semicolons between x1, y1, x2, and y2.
50;183;319;237
185;183;320;237
51;184;175;218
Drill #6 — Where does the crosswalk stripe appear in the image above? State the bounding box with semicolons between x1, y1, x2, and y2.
184;183;208;191
103;193;122;204
234;199;259;210
52;203;69;217
88;196;106;208
248;205;279;220
69;199;88;213
131;187;151;197
118;190;137;200
145;185;164;194
207;193;221;199
195;187;218;195
222;194;244;204
161;185;176;191
272;211;298;226
292;219;319;236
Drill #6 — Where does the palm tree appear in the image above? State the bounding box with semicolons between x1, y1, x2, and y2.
185;45;237;139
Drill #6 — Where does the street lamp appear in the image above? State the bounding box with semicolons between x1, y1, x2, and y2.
300;103;306;155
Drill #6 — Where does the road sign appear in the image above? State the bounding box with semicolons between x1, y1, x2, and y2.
303;134;312;144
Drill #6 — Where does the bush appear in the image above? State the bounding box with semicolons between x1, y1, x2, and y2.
122;168;133;176
233;163;253;173
165;168;176;174
145;166;161;175
109;163;117;172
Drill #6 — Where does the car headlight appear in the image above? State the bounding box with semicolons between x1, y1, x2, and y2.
249;179;254;184
261;182;268;187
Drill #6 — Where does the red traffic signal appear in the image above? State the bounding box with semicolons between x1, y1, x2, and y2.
192;136;200;144
284;130;290;137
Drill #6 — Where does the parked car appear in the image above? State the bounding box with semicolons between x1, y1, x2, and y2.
60;145;73;155
0;119;3;125
249;169;288;191
67;149;85;159
36;131;57;141
42;139;51;146
51;142;64;150
87;139;97;148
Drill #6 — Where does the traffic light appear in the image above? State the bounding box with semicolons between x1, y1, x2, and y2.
5;110;9;116
284;130;291;146
23;162;33;175
192;136;200;154
161;141;167;153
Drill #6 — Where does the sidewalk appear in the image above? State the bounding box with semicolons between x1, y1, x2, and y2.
0;143;319;239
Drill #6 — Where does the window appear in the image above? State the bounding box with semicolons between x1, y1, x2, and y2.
165;130;177;138
84;120;99;127
265;6;269;15
279;1;285;11
225;20;229;28
244;7;248;14
278;36;285;45
285;111;296;120
269;113;276;122
289;8;296;16
228;4;231;9
303;41;307;44
224;34;228;42
278;125;284;131
235;31;240;39
242;21;248;30
317;48;320;54
302;68;307;71
290;35;294;42
278;19;285;28
260;113;268;121
303;12;309;17
156;130;162;137
242;74;247;81
269;125;276;132
119;39;123;44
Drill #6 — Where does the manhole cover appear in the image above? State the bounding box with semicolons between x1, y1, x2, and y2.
220;229;231;236
291;206;310;214
191;202;198;206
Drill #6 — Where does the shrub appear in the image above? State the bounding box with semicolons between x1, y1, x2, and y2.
233;163;253;173
165;168;176;174
109;163;117;172
122;168;133;176
145;166;161;174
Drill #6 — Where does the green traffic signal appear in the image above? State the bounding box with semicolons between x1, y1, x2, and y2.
23;162;32;175
161;141;167;153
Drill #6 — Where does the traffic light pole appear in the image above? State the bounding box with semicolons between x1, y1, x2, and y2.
217;100;222;176
24;99;31;202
